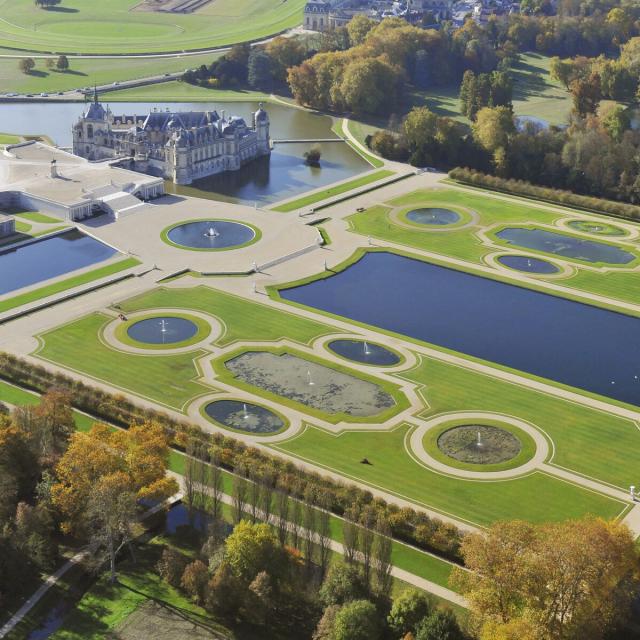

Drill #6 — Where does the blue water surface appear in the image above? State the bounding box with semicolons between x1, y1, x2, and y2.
281;252;640;406
0;230;118;295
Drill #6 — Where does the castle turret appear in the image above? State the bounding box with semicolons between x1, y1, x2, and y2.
253;103;270;156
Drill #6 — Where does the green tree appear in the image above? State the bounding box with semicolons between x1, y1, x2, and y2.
224;520;283;583
332;600;382;640
415;610;465;640
347;14;376;46
319;561;368;607
601;105;631;142
339;56;403;115
56;55;69;72
19;58;35;74
388;589;433;637
472;106;515;155
248;50;273;91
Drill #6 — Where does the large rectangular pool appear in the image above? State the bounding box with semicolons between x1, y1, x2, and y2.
0;229;118;296
280;252;640;407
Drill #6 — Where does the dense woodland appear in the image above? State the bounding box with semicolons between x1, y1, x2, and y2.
183;0;640;205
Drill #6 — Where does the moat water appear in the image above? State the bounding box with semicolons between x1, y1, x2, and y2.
0;101;369;205
280;252;640;406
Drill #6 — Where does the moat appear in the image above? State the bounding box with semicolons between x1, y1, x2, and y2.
0;100;369;205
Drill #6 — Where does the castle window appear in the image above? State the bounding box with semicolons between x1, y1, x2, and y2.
87;125;93;139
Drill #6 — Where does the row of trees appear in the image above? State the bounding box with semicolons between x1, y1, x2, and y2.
0;351;465;562
19;55;69;75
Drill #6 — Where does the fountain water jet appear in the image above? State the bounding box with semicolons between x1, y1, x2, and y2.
307;370;315;386
204;226;220;238
243;403;249;419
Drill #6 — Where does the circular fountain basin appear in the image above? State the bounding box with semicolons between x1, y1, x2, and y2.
437;424;521;465
567;220;626;236
406;208;461;226
164;220;256;250
127;316;198;345
204;400;285;434
328;339;401;366
497;254;560;274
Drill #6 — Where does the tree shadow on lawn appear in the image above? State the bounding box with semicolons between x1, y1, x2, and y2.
44;5;80;11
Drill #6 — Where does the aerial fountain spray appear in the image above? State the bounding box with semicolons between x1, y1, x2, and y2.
204;226;220;238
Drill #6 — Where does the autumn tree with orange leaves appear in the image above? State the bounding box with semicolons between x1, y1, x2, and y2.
452;517;640;640
52;422;177;580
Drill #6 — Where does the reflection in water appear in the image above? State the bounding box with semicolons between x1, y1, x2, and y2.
0;100;369;204
281;251;640;406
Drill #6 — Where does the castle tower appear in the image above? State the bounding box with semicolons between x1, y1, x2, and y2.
253;103;270;156
73;87;111;160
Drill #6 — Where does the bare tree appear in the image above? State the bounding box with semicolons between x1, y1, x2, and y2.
260;469;275;525
360;505;377;587
248;468;261;523
275;488;290;546
373;514;393;597
317;491;332;579
207;449;224;542
342;505;360;564
184;438;198;515
232;464;248;524
303;487;316;572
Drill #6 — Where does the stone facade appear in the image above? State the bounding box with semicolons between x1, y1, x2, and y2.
303;0;452;30
0;214;15;238
73;92;270;186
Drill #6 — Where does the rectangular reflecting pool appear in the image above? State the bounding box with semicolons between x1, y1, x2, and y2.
496;227;636;264
0;229;118;295
280;252;640;406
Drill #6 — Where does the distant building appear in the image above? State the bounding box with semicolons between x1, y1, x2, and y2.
303;0;452;31
73;91;271;185
0;213;15;238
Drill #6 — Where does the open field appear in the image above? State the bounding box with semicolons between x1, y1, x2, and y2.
348;187;640;308
0;0;305;54
0;51;222;94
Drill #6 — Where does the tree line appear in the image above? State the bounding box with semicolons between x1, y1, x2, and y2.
0;351;464;562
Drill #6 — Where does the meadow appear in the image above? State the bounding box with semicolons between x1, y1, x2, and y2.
0;0;305;54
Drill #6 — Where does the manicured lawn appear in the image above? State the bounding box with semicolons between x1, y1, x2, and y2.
0;256;141;314
117;286;333;347
34;286;333;410
13;211;62;223
35;313;212;410
0;0;306;54
274;423;626;527
348;188;640;307
272;169;395;212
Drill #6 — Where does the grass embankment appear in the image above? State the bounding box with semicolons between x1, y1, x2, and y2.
0;0;306;55
0;132;21;144
34;286;333;410
348;188;640;307
102;80;272;103
0;256;140;314
272;170;395;212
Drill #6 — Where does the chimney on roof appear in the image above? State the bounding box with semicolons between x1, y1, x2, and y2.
50;159;58;179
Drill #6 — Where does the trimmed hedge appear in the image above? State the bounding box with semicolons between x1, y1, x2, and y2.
449;168;640;222
0;352;464;564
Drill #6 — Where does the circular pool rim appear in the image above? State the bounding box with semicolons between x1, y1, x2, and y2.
201;398;290;436
496;253;561;275
160;218;261;252
115;312;212;350
326;338;403;367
